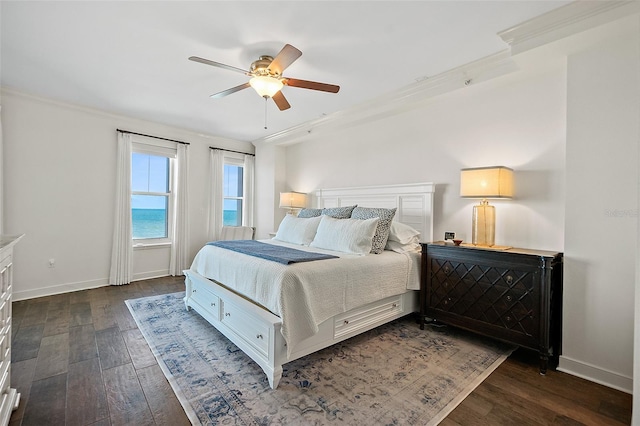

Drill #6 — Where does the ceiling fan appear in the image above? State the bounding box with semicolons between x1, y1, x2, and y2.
189;44;340;111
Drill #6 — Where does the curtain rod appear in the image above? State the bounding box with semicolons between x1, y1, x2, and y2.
209;146;255;157
117;129;190;145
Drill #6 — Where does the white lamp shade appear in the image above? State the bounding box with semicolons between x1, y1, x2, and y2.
250;76;284;98
279;192;307;209
460;166;514;199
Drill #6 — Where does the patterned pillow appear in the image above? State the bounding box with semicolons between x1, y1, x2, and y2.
297;208;322;218
322;205;357;219
351;207;397;254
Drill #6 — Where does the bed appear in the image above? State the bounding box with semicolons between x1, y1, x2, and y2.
183;182;435;389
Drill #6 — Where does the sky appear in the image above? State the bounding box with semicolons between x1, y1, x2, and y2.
131;153;169;210
130;153;244;212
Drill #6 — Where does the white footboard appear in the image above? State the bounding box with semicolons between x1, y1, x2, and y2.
183;270;418;389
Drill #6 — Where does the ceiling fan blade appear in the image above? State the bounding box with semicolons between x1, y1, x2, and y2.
268;44;302;75
272;91;291;111
210;82;251;98
189;56;249;75
284;78;340;93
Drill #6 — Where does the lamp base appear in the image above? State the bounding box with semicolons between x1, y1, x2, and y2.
472;200;495;247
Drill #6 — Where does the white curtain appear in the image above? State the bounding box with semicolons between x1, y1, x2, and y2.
243;154;255;227
109;132;133;285
208;149;224;241
170;143;189;275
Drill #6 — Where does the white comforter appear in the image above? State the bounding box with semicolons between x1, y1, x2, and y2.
189;239;420;354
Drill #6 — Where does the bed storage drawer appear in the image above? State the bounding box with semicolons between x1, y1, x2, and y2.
221;300;270;356
189;281;221;321
334;295;403;339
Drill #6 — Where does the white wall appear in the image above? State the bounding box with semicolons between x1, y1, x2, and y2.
284;64;566;251
2;89;253;300
562;31;639;392
254;143;286;239
0;103;4;236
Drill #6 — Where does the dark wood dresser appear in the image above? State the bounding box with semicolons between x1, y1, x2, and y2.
420;242;563;374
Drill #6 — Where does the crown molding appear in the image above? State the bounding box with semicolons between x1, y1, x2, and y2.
498;0;640;55
255;49;517;147
253;1;639;149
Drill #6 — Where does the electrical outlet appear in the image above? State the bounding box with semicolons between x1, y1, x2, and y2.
444;232;455;240
48;258;55;268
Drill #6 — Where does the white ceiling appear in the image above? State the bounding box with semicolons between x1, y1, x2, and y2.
1;1;570;143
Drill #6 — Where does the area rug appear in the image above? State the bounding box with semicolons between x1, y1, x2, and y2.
126;292;514;425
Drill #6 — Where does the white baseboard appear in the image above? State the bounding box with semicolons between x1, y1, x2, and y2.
132;269;170;282
558;355;632;394
13;277;110;301
13;269;176;301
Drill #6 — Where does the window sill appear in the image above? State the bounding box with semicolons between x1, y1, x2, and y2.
133;242;171;250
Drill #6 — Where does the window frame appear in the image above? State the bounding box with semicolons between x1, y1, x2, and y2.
223;154;246;227
131;139;176;246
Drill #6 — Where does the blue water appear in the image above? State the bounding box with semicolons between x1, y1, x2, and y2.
223;210;239;226
132;209;167;239
132;209;239;239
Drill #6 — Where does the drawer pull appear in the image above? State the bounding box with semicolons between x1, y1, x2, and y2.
225;312;231;317
444;266;450;274
392;303;398;308
505;295;513;302
256;334;263;339
210;302;216;307
344;320;349;325
192;289;197;293
506;276;513;285
505;316;512;322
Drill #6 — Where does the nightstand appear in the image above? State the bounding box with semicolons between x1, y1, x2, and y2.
420;242;563;374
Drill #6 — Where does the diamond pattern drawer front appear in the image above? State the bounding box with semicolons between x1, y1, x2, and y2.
420;242;563;375
429;258;540;340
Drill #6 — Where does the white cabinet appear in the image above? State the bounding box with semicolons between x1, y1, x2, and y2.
0;235;22;426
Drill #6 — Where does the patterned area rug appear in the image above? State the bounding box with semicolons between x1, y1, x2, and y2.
126;292;513;425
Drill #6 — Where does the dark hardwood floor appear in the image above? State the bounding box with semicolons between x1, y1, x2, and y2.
9;276;632;425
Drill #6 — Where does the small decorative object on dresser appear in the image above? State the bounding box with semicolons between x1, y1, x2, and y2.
420;242;562;374
0;235;23;426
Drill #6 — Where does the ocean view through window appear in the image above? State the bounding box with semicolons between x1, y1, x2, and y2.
132;152;172;240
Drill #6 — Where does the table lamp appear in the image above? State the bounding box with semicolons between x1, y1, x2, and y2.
279;191;307;215
460;166;513;247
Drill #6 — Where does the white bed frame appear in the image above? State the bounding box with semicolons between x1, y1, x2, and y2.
184;182;435;389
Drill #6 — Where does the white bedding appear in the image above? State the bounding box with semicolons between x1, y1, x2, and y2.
188;239;420;355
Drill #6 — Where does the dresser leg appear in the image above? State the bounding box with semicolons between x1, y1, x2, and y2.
539;354;549;375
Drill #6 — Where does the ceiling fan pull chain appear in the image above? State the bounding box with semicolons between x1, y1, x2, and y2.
264;96;268;130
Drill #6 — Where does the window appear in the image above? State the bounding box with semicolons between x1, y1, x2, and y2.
223;159;244;226
131;143;175;242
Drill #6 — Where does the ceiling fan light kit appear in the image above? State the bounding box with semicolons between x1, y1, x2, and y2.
189;44;340;112
249;75;284;98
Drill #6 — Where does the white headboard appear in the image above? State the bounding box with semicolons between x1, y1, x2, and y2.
315;182;435;243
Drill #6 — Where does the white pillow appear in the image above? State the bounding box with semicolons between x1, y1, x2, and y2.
310;215;379;255
387;221;421;244
274;215;322;245
385;240;421;253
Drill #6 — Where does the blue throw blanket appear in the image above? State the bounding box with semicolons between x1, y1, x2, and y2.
207;240;339;265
